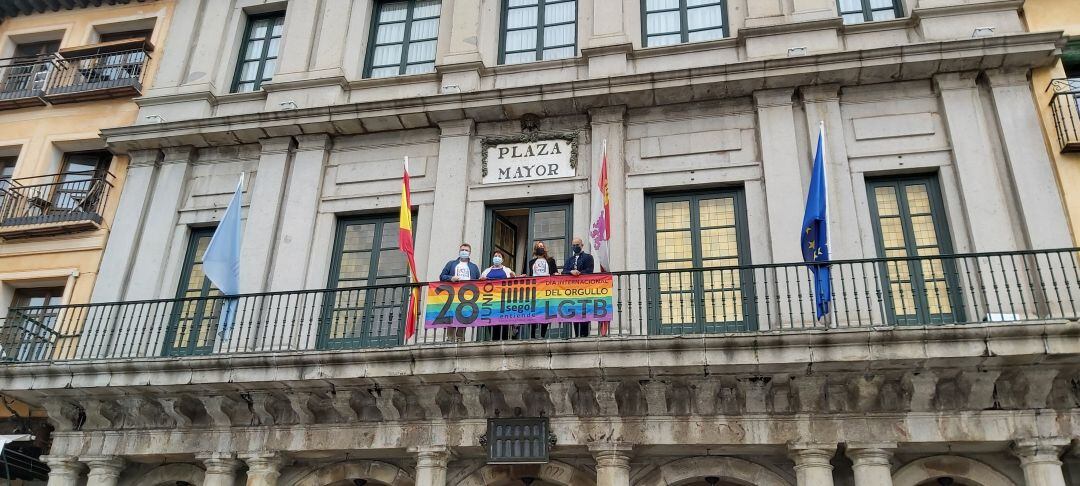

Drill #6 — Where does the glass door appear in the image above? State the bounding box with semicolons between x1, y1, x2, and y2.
646;190;753;334
321;216;412;349
866;176;962;325
163;228;222;356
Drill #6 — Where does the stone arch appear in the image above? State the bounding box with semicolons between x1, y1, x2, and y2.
455;460;596;486
893;456;1018;486
288;460;415;486
634;456;792;486
131;463;206;486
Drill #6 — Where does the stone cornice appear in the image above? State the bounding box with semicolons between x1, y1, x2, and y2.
101;32;1065;152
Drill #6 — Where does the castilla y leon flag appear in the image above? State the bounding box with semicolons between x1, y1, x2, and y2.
590;140;612;335
399;157;420;340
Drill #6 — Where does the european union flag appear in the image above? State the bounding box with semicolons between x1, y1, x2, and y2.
801;124;831;319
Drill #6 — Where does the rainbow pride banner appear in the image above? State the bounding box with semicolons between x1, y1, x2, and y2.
424;274;613;328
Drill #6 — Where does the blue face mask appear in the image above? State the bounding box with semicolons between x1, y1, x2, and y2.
459;250;470;259
492;256;504;266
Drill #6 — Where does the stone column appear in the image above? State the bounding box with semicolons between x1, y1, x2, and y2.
589;442;633;486
269;134;329;292
241;137;294;294
438;0;485;92
242;451;286;486
789;443;835;486
411;446;450;486
42;456;84;486
82;456;125;486
1013;438;1070;486
183;0;234;91
846;444;894;486
200;454;242;486
425;120;474;280
934;71;1023;252
985;68;1072;249
791;0;838;21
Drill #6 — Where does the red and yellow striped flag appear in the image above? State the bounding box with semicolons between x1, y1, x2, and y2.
400;157;420;340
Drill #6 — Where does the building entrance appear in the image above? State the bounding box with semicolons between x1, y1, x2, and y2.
481;201;573;340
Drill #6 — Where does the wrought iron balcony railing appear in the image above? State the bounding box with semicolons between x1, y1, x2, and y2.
1048;78;1080;152
43;48;149;104
0;170;114;238
0;55;55;109
1;248;1078;363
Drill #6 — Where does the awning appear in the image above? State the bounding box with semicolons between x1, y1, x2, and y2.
0;435;32;453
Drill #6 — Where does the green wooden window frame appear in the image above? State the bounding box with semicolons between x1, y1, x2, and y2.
641;0;728;48
644;189;755;334
363;0;442;79
231;11;285;93
499;0;577;65
865;175;964;325
1063;39;1080;78
320;215;415;349
836;0;903;25
163;227;221;356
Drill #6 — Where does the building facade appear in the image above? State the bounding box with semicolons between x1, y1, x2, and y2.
0;0;175;482
1;0;1079;485
1026;0;1080;241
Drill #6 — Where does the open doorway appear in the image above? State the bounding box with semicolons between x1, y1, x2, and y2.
481;201;573;340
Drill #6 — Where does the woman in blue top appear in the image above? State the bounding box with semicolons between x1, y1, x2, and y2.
480;250;517;340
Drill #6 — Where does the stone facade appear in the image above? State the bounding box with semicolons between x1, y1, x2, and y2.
1;0;1079;485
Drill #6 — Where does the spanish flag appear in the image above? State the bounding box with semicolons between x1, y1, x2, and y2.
399;157;420;340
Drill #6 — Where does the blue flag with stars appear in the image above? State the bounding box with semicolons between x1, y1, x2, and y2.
801;125;831;319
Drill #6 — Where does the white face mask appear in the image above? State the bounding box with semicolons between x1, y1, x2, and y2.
492;256;503;266
459;250;470;259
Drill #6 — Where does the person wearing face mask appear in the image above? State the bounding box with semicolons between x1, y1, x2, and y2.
525;241;559;338
562;237;595;338
480;250;517;340
439;243;480;342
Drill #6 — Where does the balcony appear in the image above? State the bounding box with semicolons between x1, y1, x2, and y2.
43;42;150;104
1;248;1076;363
0;55;53;110
0;171;113;239
1048;78;1080;152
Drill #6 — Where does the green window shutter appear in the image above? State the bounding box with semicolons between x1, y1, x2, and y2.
1063;39;1080;77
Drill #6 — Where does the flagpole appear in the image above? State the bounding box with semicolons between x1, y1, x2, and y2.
819;120;830;254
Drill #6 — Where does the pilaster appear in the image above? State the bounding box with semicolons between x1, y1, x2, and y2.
425;119;475;280
589;442;633;486
799;84;865;260
984;67;1072;249
789;443;836;486
754;88;805;264
588;106;627;272
124;146;196;300
1012;438;1070;486
241;137;294;294
268;134;330;292
934;71;1022;252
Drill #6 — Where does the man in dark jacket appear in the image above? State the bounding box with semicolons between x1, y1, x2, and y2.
562;237;594;337
438;243;480;342
525;240;559;338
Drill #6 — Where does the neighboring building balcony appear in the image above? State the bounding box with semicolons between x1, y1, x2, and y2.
0;171;113;239
0;55;53;110
0;41;150;111
1048;78;1080;152
1;248;1076;363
